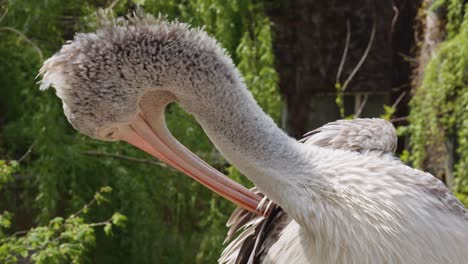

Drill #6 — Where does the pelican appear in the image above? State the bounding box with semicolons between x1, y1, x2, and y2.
39;13;468;263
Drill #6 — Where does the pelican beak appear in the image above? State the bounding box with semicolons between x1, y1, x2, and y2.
115;95;264;215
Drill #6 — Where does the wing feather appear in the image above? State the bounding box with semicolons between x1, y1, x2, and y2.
219;118;399;264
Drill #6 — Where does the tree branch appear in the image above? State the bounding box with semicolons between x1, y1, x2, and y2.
107;0;120;10
0;7;8;24
342;20;376;91
336;19;351;84
18;140;36;163
83;150;172;170
0;26;43;62
88;218;112;227
390;116;408;123
354;94;369;118
391;91;407;109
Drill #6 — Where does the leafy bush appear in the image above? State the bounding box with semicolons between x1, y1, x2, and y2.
407;0;468;204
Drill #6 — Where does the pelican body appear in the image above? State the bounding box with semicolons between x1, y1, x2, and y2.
40;12;468;263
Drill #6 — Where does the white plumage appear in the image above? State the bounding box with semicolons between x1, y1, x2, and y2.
221;118;468;263
221;118;401;263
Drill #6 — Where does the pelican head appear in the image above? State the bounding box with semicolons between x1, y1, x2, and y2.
39;13;263;214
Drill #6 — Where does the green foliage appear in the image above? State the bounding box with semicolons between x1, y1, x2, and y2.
0;0;280;263
0;183;126;264
1;159;125;264
334;83;345;118
380;105;396;121
407;0;468;204
237;14;281;122
0;161;18;188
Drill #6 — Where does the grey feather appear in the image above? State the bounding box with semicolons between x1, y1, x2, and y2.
220;118;400;264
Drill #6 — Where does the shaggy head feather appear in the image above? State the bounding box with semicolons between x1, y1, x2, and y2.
39;11;234;140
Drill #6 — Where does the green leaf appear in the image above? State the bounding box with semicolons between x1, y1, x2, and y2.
100;186;112;193
93;193;108;205
103;223;112;236
111;212;127;227
0;211;13;229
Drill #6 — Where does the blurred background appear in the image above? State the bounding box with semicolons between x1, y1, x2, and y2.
0;0;466;263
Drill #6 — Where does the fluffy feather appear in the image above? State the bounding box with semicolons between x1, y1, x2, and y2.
221;118;408;264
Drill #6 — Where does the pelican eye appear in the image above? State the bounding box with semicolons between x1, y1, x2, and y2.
97;126;119;141
106;130;116;138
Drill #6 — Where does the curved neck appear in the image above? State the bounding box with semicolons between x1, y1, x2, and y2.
177;74;310;209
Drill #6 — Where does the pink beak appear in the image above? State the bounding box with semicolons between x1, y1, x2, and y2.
115;95;265;216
